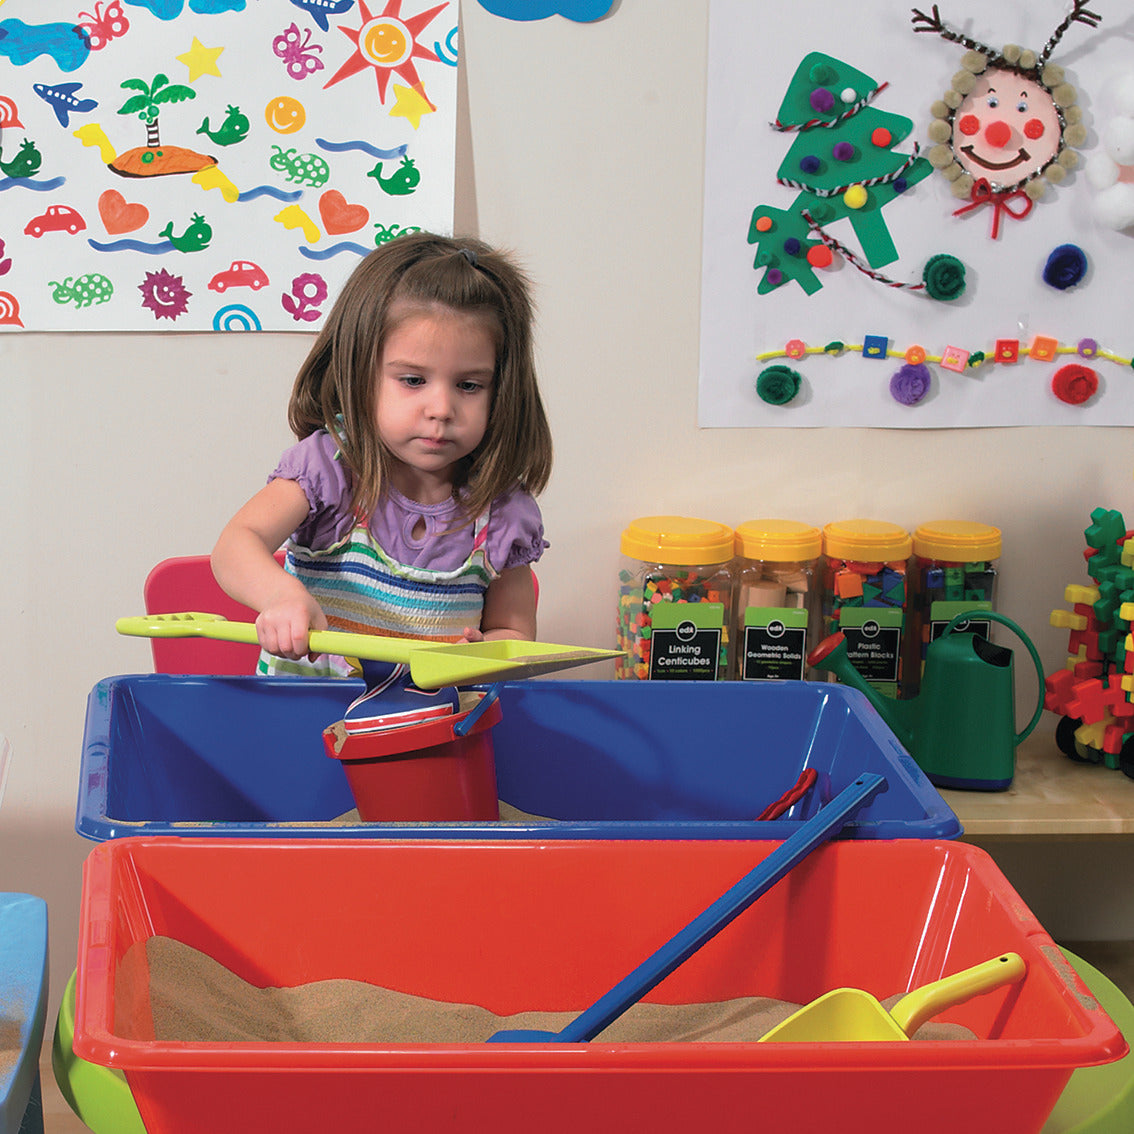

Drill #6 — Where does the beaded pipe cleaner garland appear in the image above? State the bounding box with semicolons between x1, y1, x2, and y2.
754;333;1124;408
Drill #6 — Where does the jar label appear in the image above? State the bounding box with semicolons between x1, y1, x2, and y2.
648;602;724;680
929;600;992;642
742;607;807;680
838;608;903;692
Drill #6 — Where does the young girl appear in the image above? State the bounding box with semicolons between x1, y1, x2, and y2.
212;232;553;676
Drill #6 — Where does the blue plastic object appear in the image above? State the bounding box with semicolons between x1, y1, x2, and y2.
0;893;48;1134
77;676;959;842
489;773;887;1042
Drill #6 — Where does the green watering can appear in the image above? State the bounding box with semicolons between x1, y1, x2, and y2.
809;611;1046;791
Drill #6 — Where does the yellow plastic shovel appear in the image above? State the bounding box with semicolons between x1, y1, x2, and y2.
116;612;623;689
759;952;1026;1042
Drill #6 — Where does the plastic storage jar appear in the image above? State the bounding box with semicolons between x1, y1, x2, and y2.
617;515;735;680
732;520;822;681
905;520;1001;698
821;519;912;699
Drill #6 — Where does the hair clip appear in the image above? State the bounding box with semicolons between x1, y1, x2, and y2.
458;247;479;268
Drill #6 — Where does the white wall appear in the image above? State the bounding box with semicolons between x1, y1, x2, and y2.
2;0;1132;1017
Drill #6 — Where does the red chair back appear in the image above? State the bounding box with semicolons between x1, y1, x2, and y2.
143;553;285;674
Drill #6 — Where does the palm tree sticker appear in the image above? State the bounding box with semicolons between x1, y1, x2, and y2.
110;73;217;178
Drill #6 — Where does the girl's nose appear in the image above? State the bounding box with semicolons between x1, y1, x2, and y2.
984;120;1012;149
426;387;454;418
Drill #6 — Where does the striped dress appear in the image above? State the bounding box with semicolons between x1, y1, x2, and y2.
258;508;495;678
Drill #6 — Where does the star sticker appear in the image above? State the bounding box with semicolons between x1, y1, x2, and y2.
389;83;435;128
178;37;224;83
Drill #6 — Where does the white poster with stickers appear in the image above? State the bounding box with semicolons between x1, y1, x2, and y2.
0;0;458;332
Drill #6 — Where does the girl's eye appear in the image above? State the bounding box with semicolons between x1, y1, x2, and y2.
458;381;485;393
987;95;999;108
398;374;425;387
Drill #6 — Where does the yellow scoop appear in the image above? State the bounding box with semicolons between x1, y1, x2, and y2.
760;952;1026;1042
116;612;623;689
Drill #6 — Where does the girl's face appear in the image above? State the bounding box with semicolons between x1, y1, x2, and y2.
374;304;497;502
951;69;1062;188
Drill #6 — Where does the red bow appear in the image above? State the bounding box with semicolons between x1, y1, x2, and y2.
953;179;1034;239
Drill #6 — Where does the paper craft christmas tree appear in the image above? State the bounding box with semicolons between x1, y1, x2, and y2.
749;53;932;296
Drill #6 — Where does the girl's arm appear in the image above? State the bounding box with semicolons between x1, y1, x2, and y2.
465;564;537;642
211;478;327;659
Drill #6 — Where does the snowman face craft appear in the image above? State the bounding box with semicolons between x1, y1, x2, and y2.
951;69;1064;189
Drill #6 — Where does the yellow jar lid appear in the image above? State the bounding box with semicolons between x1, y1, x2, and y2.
822;519;912;561
621;515;735;564
735;519;821;561
913;520;1001;561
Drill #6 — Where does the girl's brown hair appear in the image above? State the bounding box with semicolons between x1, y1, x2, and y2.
288;231;552;523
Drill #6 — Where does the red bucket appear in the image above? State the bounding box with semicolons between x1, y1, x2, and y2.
324;694;502;822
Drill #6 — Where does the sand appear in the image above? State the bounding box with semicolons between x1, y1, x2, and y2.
144;936;976;1045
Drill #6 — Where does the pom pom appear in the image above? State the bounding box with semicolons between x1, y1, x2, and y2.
890;363;931;406
1051;364;1099;406
960;50;988;74
951;70;976;95
1086;151;1120;190
944;89;964;110
922;254;966;301
1001;44;1022;65
766;268;784;286
928;144;955;169
840;87;857;103
1043;244;1087;290
810;87;835;114
756;364;802;406
930;100;952;120
799;154;821;174
1064;123;1088;148
783;237;802;256
1025;179;1047;200
1018;50;1037;71
1092;183;1134;230
928;120;952;144
1045;163;1068;183
843;184;868;209
1053;83;1078;109
832;141;855;161
1104;117;1134;164
809;63;835;84
1041;64;1065;88
1112;73;1134;117
951;175;974;199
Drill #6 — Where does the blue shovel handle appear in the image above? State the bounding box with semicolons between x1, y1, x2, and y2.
488;771;887;1043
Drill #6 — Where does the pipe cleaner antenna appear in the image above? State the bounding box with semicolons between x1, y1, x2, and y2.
910;5;1003;65
1038;0;1101;68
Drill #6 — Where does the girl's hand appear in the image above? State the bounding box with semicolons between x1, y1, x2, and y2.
256;594;328;660
458;626;486;644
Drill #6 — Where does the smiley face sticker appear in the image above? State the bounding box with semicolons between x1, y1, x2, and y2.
265;95;306;134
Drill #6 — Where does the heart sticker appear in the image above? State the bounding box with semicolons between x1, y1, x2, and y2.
99;189;149;234
319;190;369;235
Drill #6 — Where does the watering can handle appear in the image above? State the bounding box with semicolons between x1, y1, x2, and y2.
940;611;1046;746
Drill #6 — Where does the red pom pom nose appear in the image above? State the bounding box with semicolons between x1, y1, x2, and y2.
984;120;1012;148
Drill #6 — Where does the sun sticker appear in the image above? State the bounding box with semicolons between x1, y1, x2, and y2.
912;1;1098;237
323;0;448;104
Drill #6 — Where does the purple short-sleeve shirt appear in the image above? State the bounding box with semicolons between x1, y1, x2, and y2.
268;430;548;573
